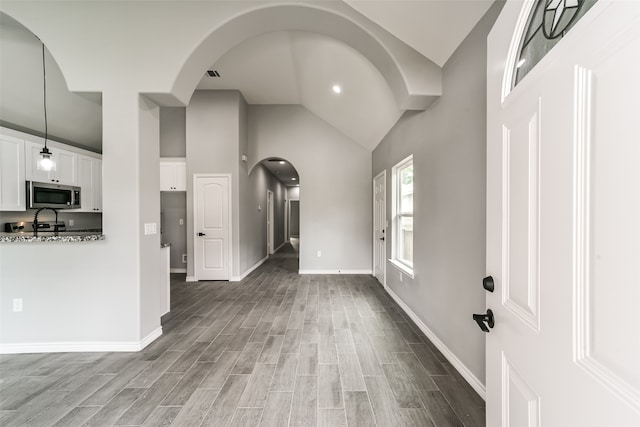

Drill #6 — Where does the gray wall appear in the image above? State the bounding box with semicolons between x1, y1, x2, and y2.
186;91;243;278
248;105;372;273
159;107;186;157
290;200;300;237
372;3;503;385
0;211;102;231
161;192;187;270
287;186;300;201
240;164;287;271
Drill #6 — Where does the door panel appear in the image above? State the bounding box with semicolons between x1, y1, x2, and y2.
195;175;230;280
203;183;224;228
487;1;640;425
503;99;540;332
203;239;224;269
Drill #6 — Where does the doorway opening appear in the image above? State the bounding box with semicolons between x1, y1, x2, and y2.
257;157;300;257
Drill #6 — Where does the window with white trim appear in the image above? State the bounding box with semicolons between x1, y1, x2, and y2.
391;155;413;275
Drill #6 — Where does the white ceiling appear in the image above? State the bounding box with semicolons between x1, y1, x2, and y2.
196;30;404;151
345;0;494;67
0;2;494;153
261;158;300;186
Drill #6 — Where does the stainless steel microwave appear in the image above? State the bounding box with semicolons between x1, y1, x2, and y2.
27;181;81;209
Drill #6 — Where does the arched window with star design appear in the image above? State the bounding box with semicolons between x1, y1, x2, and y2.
514;0;598;86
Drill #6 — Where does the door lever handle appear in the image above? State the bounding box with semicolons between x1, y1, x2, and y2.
379;237;385;241
197;232;206;236
473;309;495;333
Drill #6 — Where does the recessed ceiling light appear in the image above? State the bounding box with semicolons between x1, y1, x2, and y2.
279;161;285;165
291;177;297;181
332;84;342;94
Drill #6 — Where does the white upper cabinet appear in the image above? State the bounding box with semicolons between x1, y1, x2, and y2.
160;158;186;191
73;155;102;212
25;140;77;186
0;133;26;211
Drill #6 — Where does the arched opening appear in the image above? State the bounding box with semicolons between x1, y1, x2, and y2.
165;3;441;110
251;157;300;272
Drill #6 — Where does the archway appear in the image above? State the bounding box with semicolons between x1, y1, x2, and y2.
250;157;300;263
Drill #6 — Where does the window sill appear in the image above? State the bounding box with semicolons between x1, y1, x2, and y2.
388;259;414;279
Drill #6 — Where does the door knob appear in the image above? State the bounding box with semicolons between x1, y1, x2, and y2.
473;309;495;333
197;232;206;236
483;276;495;292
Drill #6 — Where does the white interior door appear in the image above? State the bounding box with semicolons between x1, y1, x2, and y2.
486;1;640;426
373;171;386;285
267;189;274;255
194;175;231;281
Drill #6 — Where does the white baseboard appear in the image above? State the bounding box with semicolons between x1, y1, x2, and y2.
230;255;269;282
170;268;187;273
298;269;373;275
0;326;163;354
273;241;286;253
385;285;486;400
186;276;197;282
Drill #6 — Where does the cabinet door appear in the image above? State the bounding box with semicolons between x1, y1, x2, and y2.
54;149;77;185
25;141;51;182
0;134;26;211
74;156;102;212
160;162;176;191
75;155;93;212
175;162;187;191
92;158;102;212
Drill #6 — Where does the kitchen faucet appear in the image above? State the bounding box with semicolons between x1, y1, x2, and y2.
33;207;59;236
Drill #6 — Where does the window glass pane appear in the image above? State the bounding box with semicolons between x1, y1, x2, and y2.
400;164;413;213
514;0;598;87
398;215;413;266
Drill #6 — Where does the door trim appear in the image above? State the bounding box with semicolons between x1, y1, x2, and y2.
267;189;274;255
193;173;233;281
373;170;387;288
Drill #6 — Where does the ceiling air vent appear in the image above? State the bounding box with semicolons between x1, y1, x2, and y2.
207;70;221;77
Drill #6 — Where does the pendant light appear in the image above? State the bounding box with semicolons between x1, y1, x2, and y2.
38;42;54;172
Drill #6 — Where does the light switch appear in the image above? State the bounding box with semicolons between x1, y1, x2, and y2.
179;218;184;225
13;298;23;312
144;223;157;235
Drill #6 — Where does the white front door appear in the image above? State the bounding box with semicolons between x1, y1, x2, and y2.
487;1;640;426
194;175;231;281
373;171;386;285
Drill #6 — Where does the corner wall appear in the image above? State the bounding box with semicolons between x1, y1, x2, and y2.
185;91;243;278
372;2;503;389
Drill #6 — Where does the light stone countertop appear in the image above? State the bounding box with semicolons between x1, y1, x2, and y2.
0;232;105;243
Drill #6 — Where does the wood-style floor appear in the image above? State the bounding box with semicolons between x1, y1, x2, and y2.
0;243;485;426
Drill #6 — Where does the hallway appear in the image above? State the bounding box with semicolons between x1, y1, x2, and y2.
0;244;484;426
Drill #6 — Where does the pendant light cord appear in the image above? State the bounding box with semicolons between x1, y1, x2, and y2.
42;43;48;148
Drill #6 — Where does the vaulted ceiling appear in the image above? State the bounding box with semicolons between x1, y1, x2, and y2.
0;1;494;153
196;30;404;151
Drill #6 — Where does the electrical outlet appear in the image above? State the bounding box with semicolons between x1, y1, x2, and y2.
13;298;23;312
317;250;322;257
69;219;74;226
179;218;184;225
182;254;187;263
